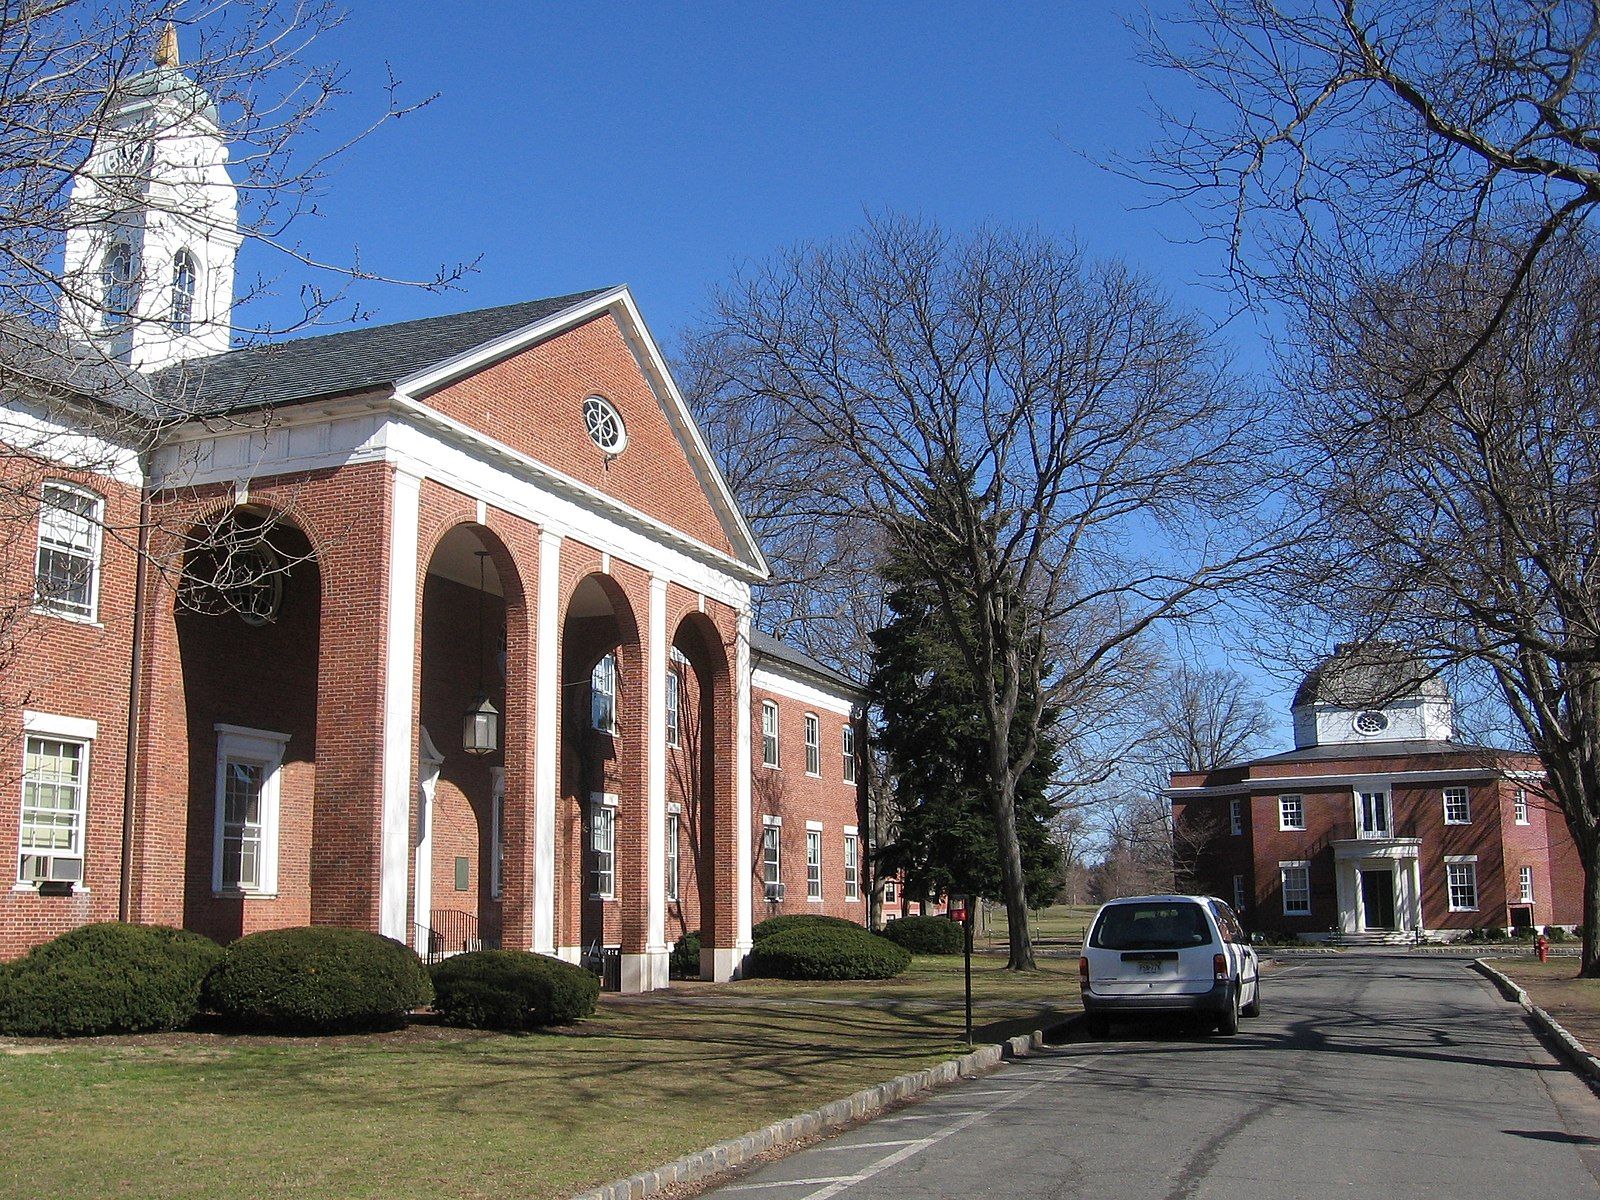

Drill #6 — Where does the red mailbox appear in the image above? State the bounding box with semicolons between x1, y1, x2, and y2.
948;897;968;923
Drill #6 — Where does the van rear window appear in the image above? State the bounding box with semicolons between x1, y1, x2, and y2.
1090;902;1211;950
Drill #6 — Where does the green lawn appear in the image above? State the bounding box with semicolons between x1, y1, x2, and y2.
977;902;1097;951
1488;957;1600;1057
0;956;1080;1200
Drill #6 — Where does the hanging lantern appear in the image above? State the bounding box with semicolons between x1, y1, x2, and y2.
462;692;499;756
461;548;500;755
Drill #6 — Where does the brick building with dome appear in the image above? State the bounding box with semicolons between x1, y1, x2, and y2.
0;31;867;987
1169;643;1581;939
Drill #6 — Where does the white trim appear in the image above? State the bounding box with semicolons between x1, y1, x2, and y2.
1279;860;1311;916
1443;854;1479;863
805;827;823;902
668;801;683;815
761;699;780;769
489;764;506;900
211;724;288;897
379;468;422;939
843;824;858;836
414;725;444;952
1168;763;1545;798
0;397;144;486
1445;858;1479;912
752;666;856;717
532;528;561;952
17;728;91;887
805;820;824;831
734;611;753;961
590;791;618;900
1442;786;1472;825
803;712;821;777
23;711;99;741
33;480;105;624
645;574;668;955
1278;794;1305;832
763;815;783;828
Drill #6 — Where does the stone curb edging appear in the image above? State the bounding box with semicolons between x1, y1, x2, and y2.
1473;958;1600;1083
567;1028;1054;1200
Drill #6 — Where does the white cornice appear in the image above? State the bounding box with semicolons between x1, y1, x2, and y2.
1167;765;1546;798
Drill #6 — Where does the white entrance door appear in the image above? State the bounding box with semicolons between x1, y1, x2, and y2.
1357;791;1391;838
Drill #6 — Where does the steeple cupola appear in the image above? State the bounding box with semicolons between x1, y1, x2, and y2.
59;23;239;371
1290;641;1453;750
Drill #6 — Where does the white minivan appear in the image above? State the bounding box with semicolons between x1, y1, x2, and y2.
1079;894;1260;1037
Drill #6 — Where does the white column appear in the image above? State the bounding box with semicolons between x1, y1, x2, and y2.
643;575;670;985
379;467;422;941
533;528;562;955
732;608;754;964
413;728;443;954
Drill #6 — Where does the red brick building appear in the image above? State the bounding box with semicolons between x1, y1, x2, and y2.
1170;643;1580;940
0;40;865;989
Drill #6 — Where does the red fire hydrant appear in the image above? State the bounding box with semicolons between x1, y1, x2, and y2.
1536;933;1551;963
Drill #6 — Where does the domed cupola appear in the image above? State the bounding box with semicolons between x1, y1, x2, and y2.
58;22;239;371
1290;641;1453;750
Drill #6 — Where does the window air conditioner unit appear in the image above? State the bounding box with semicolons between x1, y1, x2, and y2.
765;883;785;902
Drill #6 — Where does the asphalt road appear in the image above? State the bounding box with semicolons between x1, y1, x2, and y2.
703;955;1600;1199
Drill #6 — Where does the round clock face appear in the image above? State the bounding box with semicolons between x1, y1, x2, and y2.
1353;710;1389;736
582;395;626;454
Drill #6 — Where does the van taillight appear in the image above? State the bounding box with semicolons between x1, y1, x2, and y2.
1213;953;1228;981
1078;956;1089;988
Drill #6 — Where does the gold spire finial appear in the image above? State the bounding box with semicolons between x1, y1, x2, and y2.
154;22;179;69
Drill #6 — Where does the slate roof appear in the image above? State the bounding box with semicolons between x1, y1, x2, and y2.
1292;641;1449;709
751;629;861;694
1227;739;1495;768
149;289;609;417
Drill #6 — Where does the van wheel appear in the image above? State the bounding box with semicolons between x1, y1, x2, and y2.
1215;992;1240;1036
1241;982;1260;1019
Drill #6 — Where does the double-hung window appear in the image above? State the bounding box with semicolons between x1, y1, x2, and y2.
591;653;618;734
1514;788;1530;825
842;724;856;783
35;483;103;621
1445;857;1479;911
1519;865;1534;904
1278;794;1305;832
844;829;860;901
170;248;197;334
762;818;782;899
804;714;820;776
213;725;288;895
1232;874;1248;912
1443;787;1471;825
18;715;94;885
806;825;822;900
1280;861;1311;915
590;795;617;898
762;702;780;768
666;806;681;902
1229;798;1244;836
665;669;680;748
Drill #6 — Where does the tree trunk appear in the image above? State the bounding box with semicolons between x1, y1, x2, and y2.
1584;834;1600;978
990;772;1035;970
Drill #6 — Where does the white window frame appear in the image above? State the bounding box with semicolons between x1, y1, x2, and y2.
762;701;780;769
17;712;97;888
1443;787;1472;825
665;666;680;749
102;236;137;328
1232;873;1247;912
1356;789;1392;839
762;816;782;898
665;805;681;903
1445;857;1479;912
844;827;860;901
806;822;823;901
171;247;197;334
1229;797;1244;836
883;877;898;904
591;653;618;734
1280;860;1311;915
1519;865;1534;905
804;713;821;777
842;724;856;784
490;766;505;899
211;725;289;897
590;792;618;899
34;482;104;623
1278;794;1305;832
1514;788;1530;825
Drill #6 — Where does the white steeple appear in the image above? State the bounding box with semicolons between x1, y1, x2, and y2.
59;23;239;371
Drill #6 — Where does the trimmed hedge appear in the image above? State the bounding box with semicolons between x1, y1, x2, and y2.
0;922;222;1037
747;924;911;981
881;914;965;955
204;927;432;1034
431;950;599;1029
669;931;702;980
751;914;862;944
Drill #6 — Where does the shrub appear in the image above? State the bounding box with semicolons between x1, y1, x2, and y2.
0;922;222;1037
1482;926;1508;942
881;914;964;955
204;927;432;1034
432;950;598;1029
751;914;862;944
669;931;701;980
1547;926;1571;943
747;924;911;980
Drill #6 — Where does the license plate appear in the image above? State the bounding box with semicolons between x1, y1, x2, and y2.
1138;960;1161;975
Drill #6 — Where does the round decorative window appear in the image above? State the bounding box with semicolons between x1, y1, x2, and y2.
1353;710;1389;736
582;395;627;455
218;541;284;627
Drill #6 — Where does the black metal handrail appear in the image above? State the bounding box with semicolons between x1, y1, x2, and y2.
418;909;500;966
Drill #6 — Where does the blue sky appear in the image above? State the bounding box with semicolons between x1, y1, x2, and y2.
235;2;1297;732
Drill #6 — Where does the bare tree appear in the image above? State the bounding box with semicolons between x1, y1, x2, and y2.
1282;225;1600;971
697;215;1282;969
1143;0;1600;394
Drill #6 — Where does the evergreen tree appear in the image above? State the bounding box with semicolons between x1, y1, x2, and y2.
870;529;1063;908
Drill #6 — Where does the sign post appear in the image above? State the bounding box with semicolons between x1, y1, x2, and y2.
950;895;973;1046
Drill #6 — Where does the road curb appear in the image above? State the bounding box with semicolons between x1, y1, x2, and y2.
1473;959;1600;1083
567;1026;1058;1200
